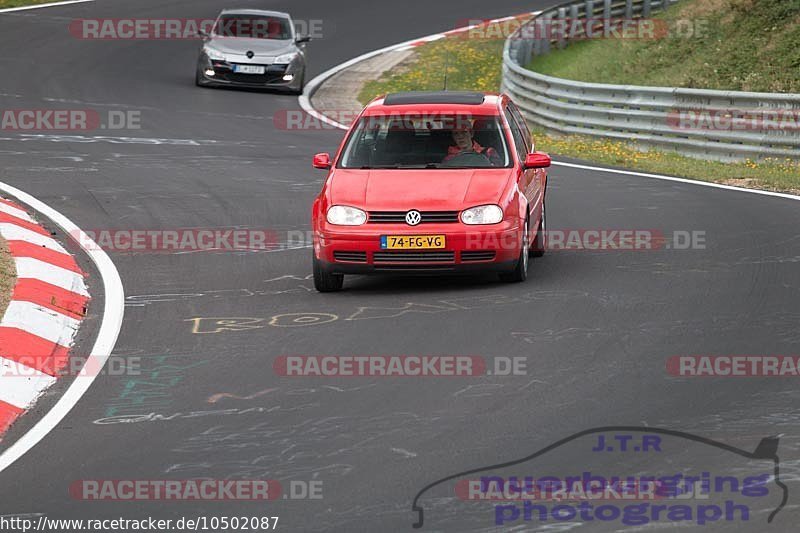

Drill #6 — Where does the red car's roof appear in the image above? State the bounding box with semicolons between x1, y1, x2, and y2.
362;92;503;116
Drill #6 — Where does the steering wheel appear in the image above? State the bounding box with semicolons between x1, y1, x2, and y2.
442;150;493;167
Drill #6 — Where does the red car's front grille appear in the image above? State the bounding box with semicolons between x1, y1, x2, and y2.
461;251;496;262
367;211;460;224
334;251;368;263
373;251;455;263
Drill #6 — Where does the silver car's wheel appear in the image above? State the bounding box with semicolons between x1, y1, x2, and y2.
287;69;306;95
195;63;212;88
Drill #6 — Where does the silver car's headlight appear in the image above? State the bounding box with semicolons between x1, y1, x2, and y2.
204;47;226;61
326;205;367;226
274;52;298;64
460;205;504;225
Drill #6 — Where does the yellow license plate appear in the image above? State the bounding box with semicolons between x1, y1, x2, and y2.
380;235;446;249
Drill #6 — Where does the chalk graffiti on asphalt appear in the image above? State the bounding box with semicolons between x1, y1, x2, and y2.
187;289;590;334
103;354;211;417
93;403;318;425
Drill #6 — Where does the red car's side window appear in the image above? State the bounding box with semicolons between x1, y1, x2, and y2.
503;108;530;163
508;101;532;142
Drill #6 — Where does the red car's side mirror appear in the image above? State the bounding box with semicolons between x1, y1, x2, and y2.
524;151;551;169
313;153;331;169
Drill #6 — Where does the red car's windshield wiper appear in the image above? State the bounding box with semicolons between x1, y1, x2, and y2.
358;164;442;169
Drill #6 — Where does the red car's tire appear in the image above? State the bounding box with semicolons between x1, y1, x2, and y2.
313;253;344;292
499;219;529;283
531;200;546;258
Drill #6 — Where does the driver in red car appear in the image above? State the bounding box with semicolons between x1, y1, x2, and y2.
442;122;502;166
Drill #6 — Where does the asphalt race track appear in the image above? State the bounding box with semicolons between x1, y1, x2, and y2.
1;1;799;531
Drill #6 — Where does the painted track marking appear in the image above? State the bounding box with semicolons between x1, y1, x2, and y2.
0;182;124;474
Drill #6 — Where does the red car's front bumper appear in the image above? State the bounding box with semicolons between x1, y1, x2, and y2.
314;220;522;275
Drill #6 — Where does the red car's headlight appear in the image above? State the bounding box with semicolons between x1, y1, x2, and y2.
460;205;503;225
326;205;367;226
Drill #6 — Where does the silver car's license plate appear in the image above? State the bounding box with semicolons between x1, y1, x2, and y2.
233;64;265;74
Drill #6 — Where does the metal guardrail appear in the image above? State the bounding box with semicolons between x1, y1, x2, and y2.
501;0;800;161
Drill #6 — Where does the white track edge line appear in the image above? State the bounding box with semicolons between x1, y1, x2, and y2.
0;181;124;472
551;161;800;202
298;12;800;203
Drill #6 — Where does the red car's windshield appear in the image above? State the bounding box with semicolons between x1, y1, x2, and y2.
338;114;512;169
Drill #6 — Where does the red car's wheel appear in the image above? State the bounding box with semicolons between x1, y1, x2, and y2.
313;253;344;292
499;218;529;283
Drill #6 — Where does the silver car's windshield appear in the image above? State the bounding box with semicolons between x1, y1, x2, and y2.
213;15;293;40
338;114;512;169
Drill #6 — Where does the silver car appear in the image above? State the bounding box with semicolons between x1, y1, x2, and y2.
196;9;309;94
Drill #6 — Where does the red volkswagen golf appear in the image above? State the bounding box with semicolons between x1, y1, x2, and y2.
311;91;551;292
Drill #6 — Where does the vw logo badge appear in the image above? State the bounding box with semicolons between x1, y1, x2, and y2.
405;210;422;226
246;50;255;59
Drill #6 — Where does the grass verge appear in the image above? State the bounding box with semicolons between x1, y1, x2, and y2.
0;235;16;320
528;0;800;93
356;15;800;194
0;0;61;8
359;35;505;105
